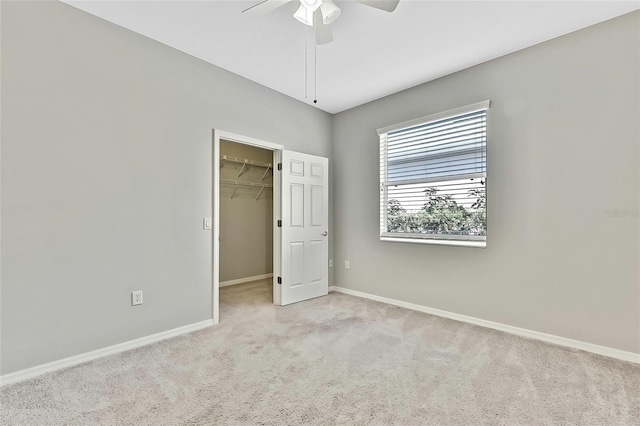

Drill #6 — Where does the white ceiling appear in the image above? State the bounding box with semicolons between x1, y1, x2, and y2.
63;0;639;114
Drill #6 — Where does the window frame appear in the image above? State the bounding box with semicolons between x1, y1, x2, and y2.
378;100;490;248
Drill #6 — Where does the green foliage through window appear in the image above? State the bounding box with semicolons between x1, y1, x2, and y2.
387;181;486;236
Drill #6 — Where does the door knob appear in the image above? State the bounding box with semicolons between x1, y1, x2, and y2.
322;231;328;236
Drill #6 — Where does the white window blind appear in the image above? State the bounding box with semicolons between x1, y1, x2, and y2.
379;101;489;246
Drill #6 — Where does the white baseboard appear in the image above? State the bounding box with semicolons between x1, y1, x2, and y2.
0;319;214;387
329;286;640;364
220;273;273;287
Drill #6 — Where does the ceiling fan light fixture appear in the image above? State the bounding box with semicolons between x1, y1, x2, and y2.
294;4;314;26
320;0;340;24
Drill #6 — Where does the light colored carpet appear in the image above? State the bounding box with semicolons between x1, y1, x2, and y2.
1;279;639;425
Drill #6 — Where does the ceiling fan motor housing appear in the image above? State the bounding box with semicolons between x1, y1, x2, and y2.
301;0;322;11
295;0;340;27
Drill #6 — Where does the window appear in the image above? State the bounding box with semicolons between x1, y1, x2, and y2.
378;101;490;247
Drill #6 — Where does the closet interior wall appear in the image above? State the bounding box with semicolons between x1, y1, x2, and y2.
219;140;274;284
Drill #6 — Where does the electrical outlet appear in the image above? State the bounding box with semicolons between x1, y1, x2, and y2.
131;291;143;306
344;261;350;269
329;259;334;268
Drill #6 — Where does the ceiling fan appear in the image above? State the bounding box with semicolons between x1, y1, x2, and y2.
243;0;400;45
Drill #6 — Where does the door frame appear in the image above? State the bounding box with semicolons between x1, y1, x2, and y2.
212;130;284;324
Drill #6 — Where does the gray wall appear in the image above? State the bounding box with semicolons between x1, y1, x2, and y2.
0;1;332;374
332;12;640;354
220;141;273;282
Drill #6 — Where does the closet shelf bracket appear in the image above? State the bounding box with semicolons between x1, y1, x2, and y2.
237;162;247;178
261;165;271;181
230;184;240;200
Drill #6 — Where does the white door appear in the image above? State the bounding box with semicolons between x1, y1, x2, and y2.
279;150;329;305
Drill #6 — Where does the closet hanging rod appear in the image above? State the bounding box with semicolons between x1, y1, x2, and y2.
220;155;272;169
220;179;273;188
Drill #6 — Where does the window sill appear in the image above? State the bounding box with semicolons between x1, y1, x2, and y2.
380;236;486;248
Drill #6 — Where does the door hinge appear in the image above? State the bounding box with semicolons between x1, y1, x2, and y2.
277;163;282;171
277;220;282;227
277;277;282;285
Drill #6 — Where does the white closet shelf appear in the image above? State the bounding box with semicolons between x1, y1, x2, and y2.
221;155;273;180
221;179;272;200
221;179;273;188
220;155;272;169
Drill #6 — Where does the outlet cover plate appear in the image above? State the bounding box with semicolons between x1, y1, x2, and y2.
131;291;143;306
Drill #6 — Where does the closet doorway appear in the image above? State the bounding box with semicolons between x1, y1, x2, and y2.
219;140;274;290
212;130;329;324
213;131;282;324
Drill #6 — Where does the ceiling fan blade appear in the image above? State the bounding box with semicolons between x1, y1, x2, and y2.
356;0;400;12
313;9;333;45
242;0;292;15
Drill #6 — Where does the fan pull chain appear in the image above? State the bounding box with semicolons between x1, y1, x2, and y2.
313;41;317;104
302;25;318;105
304;25;308;99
